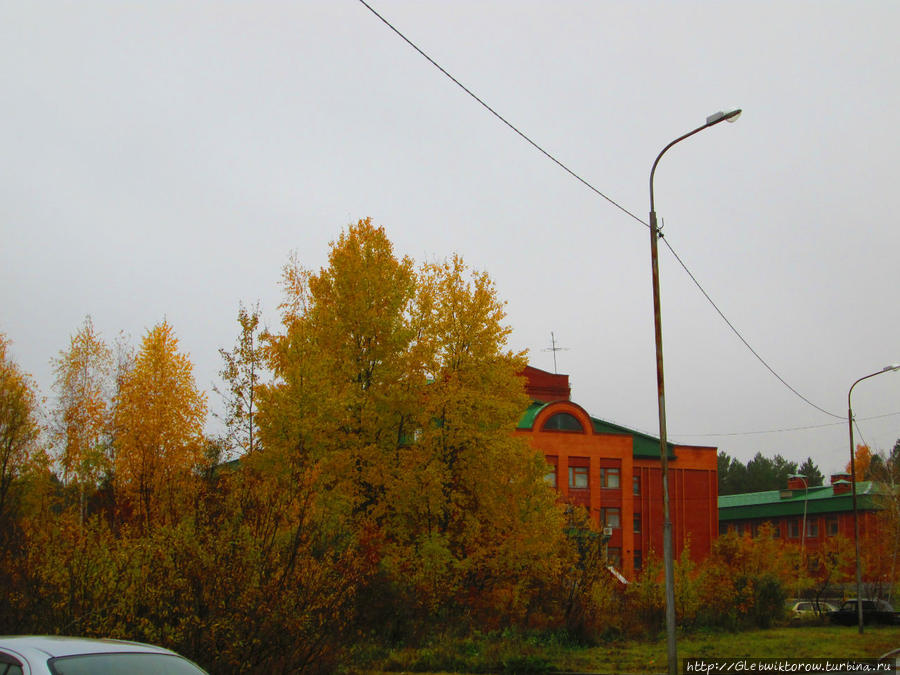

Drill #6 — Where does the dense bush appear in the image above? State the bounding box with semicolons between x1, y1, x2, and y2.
0;469;368;673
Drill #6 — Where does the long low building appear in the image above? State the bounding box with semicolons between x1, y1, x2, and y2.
515;366;719;580
718;473;888;570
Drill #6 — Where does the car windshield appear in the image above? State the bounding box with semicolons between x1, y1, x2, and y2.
49;653;207;675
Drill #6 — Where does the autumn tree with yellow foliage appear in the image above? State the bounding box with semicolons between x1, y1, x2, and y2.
381;255;565;623
257;223;418;508
847;443;873;480
51;316;113;524
113;321;207;529
215;302;266;459
258;219;567;633
0;334;43;529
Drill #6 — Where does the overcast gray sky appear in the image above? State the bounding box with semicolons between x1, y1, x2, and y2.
2;1;898;477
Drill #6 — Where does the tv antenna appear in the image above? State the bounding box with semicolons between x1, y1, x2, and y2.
542;332;569;374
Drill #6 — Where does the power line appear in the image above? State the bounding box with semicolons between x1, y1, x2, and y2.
660;239;843;420
356;0;647;229
853;420;870;450
356;0;846;422
676;411;900;438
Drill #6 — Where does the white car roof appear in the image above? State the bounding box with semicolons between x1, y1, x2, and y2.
0;635;177;659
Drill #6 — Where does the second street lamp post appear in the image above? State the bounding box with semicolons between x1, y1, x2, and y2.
649;108;741;675
848;363;900;634
791;473;809;600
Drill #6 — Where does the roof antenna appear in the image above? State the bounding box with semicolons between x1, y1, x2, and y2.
542;331;569;374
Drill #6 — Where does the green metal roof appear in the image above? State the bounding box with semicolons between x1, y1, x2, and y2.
516;401;675;460
590;416;675;459
517;401;549;430
718;482;886;520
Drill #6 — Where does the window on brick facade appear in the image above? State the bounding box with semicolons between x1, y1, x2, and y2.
600;467;620;489
633;514;641;533
601;507;620;529
634;550;642;571
544;464;557;488
772;522;781;539
826;515;839;536
608;547;621;567
633;475;640;495
788;519;800;538
806;518;819;538
542;413;584;432
568;466;589;489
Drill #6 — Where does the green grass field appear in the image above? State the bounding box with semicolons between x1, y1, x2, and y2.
554;625;900;674
353;624;900;674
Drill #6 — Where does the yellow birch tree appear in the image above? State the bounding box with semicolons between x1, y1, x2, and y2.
258;218;417;518
259;222;567;629
0;334;43;527
385;255;564;619
215;302;266;458
51;316;113;518
113;321;207;529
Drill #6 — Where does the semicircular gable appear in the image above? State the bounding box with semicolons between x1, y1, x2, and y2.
533;401;594;434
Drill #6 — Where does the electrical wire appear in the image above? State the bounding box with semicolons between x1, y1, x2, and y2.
661;239;844;420
853;419;870;450
357;0;848;422
676;411;900;438
356;0;647;229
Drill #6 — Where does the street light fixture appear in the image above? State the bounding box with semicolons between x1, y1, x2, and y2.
706;110;742;125
648;108;741;675
848;363;900;634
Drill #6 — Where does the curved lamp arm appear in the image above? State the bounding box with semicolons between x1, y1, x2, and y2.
849;364;900;412
650;109;741;214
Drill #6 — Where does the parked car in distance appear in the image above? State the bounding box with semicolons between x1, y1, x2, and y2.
0;636;208;674
790;600;836;620
829;599;900;626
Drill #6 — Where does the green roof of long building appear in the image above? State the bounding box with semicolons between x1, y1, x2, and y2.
718;482;886;520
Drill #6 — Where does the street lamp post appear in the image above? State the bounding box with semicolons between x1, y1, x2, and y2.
791;474;809;601
848;363;900;634
649;108;741;675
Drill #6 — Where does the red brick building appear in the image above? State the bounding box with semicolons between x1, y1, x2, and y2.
515;366;718;580
718;474;890;580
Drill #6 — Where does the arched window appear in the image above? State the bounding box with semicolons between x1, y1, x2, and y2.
541;412;584;432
